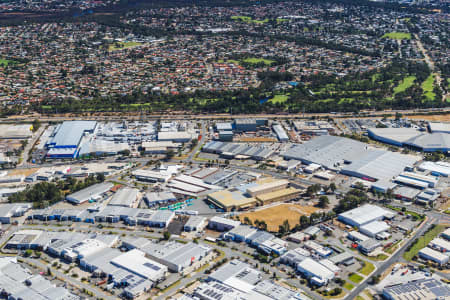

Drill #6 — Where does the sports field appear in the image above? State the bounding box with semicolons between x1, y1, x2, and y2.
382;32;411;40
240;203;318;232
108;41;142;51
231;16;269;24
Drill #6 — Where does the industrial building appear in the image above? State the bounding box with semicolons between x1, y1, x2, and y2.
418;247;449;265
208;216;240;231
368;127;450;152
273;124;289;142
296;258;335;286
337;204;394;228
226;225;258;242
132;169;172;183
0;203;32;224
202;141;275;161
142;241;211;272
246;179;289;196
359;221;390;238
429;238;450;252
183;216;206;232
428;122;450;134
255;188;301;205
157;131;192;143
46;121;97;158
111;249;168;282
418;161;450;177
207;189;257;211
108;187;139;208
144;191;177;207
142;141;177;154
234;119;266;132
383;278;450;300
282;135;419;181
0;257;80;300
65;182;114;204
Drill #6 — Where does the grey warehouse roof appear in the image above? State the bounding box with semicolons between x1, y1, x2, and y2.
47;121;97;148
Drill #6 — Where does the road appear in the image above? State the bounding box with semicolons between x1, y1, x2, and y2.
346;216;437;299
3;107;450;124
19;124;45;167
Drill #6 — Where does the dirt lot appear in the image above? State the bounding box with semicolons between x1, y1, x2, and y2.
240;203;319;232
8;168;39;177
407;114;450;122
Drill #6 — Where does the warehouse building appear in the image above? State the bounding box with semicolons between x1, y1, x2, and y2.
142;141;177;154
111;249;168;282
393;186;421;201
202;141;275;161
280;248;310;268
397;172;438;188
157;131;192;143
247;179;289;196
359;221;390;238
208;259;262;288
255;188;301;205
0;257;80;300
358;239;381;255
429;238;450;252
226;225;258;242
66;182;113;204
428;122;450;134
183;216;206;232
368;127;450;152
46;121;97;158
132;169;172;183
208;216;240;231
283;135;420;180
108;187;139;208
441;228;450;240
383;278;450;300
347;231;370;243
418;247;449;265
218;130;233;141
142;241;211;272
296;258;335;286
273;124;289;142
340;150;419;182
207;189;257;212
144;191;177;207
418;161;450;177
338;204;394;228
0;203;32;224
215;122;233;131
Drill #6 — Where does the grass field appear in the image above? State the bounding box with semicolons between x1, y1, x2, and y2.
358;260;375;276
344;281;354;290
422;74;436;100
108;41;142;51
382;32;411;40
231;15;269;24
393;76;416;95
239;204;318;232
242;57;275;65
403;224;446;261
269;94;289;104
348;273;364;284
0;58;17;66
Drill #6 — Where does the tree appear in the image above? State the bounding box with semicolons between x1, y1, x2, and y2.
299;215;309;229
306;184;321;198
166;150;175;160
244;216;252;226
24;249;32;257
96;173;105;182
163;231;171;240
32;119;41;132
318;196;329;208
330;182;336;193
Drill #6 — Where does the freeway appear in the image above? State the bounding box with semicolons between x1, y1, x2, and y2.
2;108;450;124
345;216;437;299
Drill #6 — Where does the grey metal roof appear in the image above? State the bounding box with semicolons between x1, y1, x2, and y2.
341;150;419;181
209;259;261;284
282;136;366;169
384;278;450;299
66;182;113;204
108;187;139;207
48;121;97;148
